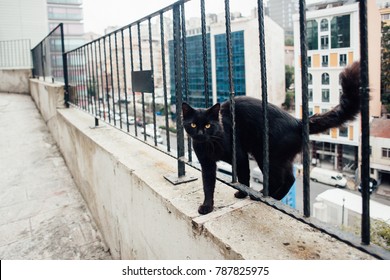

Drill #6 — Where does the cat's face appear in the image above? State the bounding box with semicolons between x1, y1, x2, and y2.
182;102;222;143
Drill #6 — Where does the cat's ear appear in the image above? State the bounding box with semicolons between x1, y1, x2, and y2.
207;103;220;120
182;102;195;119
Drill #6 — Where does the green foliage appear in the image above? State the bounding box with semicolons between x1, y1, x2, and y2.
381;23;390;112
371;220;390;250
285;37;294;46
159;125;177;133
283;90;295;111
285;65;294;91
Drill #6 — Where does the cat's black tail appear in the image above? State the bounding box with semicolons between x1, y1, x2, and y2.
308;61;361;135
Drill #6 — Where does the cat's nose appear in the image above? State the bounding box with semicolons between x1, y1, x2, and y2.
198;130;204;135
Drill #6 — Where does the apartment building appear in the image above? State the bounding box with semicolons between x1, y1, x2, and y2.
293;0;381;172
47;0;84;51
169;13;285;109
268;0;298;41
0;0;48;46
370;117;390;185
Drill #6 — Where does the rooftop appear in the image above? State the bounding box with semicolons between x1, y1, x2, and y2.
371;117;390;138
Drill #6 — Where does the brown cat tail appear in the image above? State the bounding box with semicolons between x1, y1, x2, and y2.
308;61;361;135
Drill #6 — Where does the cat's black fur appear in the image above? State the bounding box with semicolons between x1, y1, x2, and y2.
182;62;361;215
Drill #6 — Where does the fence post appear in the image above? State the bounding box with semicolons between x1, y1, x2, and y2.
164;3;197;185
61;23;70;108
299;0;311;217
257;0;269;196
359;0;370;246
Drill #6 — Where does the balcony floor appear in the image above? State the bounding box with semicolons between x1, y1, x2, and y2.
0;92;111;259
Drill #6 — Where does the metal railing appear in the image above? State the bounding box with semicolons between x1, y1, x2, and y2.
32;0;389;259
0;39;32;69
31;23;67;83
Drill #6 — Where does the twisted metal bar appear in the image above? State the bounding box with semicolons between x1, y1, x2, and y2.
299;0;311;218
359;0;370;246
121;29;130;133
137;22;147;141
224;0;237;183
173;4;186;177
128;26;138;136
200;0;210;108
148;18;158;146
114;32;123;129
160;12;171;152
257;0;269;197
181;2;192;162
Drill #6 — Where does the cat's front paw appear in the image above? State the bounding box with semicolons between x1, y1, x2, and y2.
234;190;248;199
198;204;213;215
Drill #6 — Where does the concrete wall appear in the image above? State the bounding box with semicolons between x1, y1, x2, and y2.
0;69;31;94
29;78;376;260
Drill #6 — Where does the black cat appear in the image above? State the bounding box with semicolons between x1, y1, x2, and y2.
182;62;361;215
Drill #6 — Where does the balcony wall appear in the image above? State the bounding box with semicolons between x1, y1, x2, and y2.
29;78;375;260
0;69;31;94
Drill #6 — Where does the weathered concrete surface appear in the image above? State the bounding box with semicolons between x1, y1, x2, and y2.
0;93;111;259
0;69;31;94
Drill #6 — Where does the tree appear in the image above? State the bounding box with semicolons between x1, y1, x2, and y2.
285;65;294;90
381;23;390;113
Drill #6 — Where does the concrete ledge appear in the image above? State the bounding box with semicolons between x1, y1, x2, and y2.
29;79;375;259
0;69;32;94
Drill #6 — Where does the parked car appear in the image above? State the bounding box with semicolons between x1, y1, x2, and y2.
310;167;347;188
358;178;378;194
121;115;135;125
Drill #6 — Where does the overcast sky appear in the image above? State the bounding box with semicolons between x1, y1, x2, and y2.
83;0;322;35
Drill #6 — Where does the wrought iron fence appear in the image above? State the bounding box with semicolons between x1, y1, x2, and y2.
32;0;389;259
31;23;67;83
0;39;32;69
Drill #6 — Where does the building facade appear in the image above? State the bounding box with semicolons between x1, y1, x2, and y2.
47;0;84;51
0;0;48;47
169;14;285;109
268;0;298;41
369;117;390;185
379;3;390;26
293;0;381;172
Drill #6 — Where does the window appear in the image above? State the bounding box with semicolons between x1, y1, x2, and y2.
339;54;347;66
321;35;329;49
307;20;318;50
339;126;348;137
309;89;313;101
215;31;245;102
320;19;329;32
308;73;313;85
322;55;328;67
322;89;330;102
382;148;390;158
322;73;330;85
308;56;312;68
331;15;350;48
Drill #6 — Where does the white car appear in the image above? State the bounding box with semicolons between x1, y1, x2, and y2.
121;115;135;125
310;167;347;188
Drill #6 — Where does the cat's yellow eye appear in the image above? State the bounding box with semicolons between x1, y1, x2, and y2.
191;123;197;128
205;123;211;129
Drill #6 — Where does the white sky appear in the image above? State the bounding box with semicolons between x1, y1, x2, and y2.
83;0;321;35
